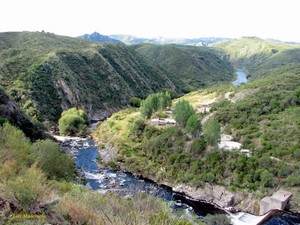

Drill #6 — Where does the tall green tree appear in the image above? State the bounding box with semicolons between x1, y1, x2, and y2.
185;114;201;136
202;118;220;146
174;100;195;128
140;92;172;119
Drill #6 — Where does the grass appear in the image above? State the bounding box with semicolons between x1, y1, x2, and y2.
0;123;202;224
173;90;217;108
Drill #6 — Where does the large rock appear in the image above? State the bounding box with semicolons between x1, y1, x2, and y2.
172;183;259;214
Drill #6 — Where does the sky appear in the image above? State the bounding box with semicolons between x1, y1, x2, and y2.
1;0;299;42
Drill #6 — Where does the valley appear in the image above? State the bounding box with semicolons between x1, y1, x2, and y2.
1;32;300;224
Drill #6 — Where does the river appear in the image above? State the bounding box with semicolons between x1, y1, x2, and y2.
58;136;300;225
232;68;248;86
62;137;225;217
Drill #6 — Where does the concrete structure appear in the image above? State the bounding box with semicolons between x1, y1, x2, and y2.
240;149;252;157
149;118;176;126
260;190;292;215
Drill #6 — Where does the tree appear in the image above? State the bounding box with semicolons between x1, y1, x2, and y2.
140;92;172;119
185;114;201;136
58;108;88;136
174;100;195;128
202;118;220;146
158;91;172;109
140;98;153;119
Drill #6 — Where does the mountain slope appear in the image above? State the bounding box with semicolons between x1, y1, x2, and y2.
132;44;234;90
0;88;45;140
215;37;300;78
0;32;176;121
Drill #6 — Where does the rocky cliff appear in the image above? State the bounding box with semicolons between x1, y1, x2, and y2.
0;88;45;140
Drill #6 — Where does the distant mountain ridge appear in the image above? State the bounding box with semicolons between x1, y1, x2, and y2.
79;32;230;46
110;34;230;46
79;32;122;43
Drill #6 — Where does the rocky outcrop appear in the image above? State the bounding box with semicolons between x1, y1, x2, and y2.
0;88;45;140
172;183;259;214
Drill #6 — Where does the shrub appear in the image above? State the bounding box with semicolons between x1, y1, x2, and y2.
31;140;75;180
287;176;300;186
0;115;8;125
128;118;146;140
190;138;206;154
260;170;274;187
2;165;52;212
203;214;231;225
0;123;32;167
58;108;88;136
129;97;142;107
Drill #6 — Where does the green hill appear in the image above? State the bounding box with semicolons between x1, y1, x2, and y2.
0;32;176;122
0;32;234;123
93;38;300;211
132;44;234;91
215;37;300;78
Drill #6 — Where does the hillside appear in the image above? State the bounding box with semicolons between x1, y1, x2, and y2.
0;88;45;140
215;37;300;78
132;44;234;91
0;32;235;123
93;40;300;212
0;32;176;122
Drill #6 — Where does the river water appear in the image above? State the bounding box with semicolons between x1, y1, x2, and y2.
64;138;225;217
60;136;300;225
232;68;248;86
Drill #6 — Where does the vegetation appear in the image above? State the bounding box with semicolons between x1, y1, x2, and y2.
173;100;195;128
94;59;300;201
0;32;235;125
129;96;142;107
185;114;201;136
0;32;177;122
215;36;300;78
58;108;88;136
31;140;75;180
132;44;234;90
94;99;226;187
0;122;203;224
202;119;220;146
0;88;45;140
140;92;172;119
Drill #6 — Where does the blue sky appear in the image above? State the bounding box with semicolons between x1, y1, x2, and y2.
1;0;299;42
